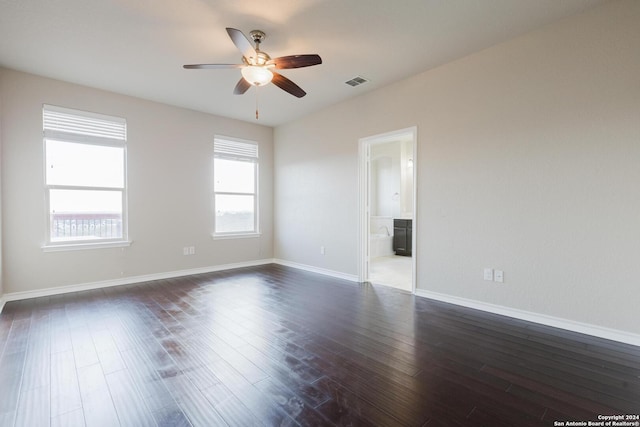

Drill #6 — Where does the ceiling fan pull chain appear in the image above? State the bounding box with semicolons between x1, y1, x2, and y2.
255;88;259;120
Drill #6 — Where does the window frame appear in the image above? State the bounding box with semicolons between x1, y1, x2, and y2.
42;104;130;251
212;136;260;239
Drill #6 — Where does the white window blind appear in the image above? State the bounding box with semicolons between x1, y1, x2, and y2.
44;105;126;142
214;138;258;161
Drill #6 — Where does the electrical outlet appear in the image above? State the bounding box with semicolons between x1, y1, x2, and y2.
483;268;494;281
320;246;325;255
494;270;504;283
183;247;189;256
189;246;195;255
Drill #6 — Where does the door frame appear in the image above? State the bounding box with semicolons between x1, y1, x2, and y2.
358;126;417;292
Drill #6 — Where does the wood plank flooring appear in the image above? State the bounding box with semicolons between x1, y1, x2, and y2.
0;264;638;426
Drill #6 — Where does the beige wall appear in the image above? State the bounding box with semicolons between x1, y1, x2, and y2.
0;69;273;294
274;1;640;334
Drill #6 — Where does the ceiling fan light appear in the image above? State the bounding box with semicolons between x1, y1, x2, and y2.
241;66;273;86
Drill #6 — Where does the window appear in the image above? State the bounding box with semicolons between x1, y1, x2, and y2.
213;137;259;237
43;105;128;248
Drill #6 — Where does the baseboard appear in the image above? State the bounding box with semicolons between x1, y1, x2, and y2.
415;289;640;347
1;259;274;306
273;259;359;282
6;261;634;347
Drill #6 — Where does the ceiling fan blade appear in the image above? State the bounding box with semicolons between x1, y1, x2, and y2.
268;54;322;69
226;27;257;63
183;64;243;69
233;77;251;95
271;72;306;98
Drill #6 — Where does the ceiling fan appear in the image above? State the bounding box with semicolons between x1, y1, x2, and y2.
184;28;322;99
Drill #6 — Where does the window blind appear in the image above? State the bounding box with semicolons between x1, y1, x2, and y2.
214;138;258;161
43;105;126;142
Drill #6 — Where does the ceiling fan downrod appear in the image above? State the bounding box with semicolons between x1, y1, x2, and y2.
249;30;266;49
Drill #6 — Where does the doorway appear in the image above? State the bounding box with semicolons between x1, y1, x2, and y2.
358;127;417;292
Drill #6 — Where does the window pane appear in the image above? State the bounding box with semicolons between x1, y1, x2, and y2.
49;189;123;241
214;158;255;193
46;139;124;188
215;194;255;233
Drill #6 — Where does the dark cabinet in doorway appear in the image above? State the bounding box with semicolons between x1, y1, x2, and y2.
393;219;412;256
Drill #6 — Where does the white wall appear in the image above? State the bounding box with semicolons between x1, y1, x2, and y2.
370;140;414;219
274;0;640;334
0;69;273;294
371;142;401;218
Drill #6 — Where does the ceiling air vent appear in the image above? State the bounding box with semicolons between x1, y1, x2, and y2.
345;75;370;87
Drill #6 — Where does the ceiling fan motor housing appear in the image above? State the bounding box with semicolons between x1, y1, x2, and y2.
249;30;266;45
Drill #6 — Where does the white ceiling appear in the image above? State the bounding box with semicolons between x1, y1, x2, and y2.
0;0;607;127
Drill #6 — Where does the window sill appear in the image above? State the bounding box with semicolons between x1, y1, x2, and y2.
212;232;261;240
42;240;132;252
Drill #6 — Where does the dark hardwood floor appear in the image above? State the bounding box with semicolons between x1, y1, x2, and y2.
0;264;638;426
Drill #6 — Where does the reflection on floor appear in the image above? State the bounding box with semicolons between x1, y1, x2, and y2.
370;255;412;291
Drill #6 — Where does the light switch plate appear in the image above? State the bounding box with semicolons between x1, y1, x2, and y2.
484;268;494;281
494;270;504;283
